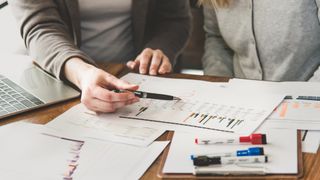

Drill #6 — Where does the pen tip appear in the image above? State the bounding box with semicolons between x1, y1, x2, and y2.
173;97;181;101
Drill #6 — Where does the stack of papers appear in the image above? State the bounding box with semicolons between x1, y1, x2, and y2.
0;122;169;180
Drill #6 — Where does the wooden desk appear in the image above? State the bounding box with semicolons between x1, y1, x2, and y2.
0;64;319;180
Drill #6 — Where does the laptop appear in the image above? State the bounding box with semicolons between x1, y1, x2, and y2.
0;54;80;119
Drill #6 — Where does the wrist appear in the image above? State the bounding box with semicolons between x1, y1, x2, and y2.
64;57;95;89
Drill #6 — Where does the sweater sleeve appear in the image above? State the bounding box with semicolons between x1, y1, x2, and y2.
143;0;192;66
8;0;96;80
308;0;320;82
202;7;234;77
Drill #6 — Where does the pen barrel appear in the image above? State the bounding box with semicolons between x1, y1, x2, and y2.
114;90;176;100
144;92;173;100
196;138;238;145
221;155;268;165
192;147;264;161
192;152;235;159
193;166;266;175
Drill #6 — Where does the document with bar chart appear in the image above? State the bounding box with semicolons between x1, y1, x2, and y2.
118;73;285;135
227;78;320;130
265;99;320;130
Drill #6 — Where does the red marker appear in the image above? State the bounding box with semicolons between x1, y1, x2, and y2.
195;133;267;145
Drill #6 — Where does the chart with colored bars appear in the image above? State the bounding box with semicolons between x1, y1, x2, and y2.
119;73;285;135
119;98;267;134
270;99;320;121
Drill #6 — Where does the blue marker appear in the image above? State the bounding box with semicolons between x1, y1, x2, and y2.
190;147;264;160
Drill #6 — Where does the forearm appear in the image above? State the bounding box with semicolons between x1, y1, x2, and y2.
9;0;95;79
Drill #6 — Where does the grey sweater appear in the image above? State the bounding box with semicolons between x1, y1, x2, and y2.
202;0;320;81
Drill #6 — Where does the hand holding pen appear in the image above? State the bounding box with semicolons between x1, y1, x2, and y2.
66;62;140;113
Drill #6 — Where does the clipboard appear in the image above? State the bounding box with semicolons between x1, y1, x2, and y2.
157;131;304;179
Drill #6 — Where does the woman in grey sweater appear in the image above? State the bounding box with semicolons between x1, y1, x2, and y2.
9;0;191;113
200;0;320;82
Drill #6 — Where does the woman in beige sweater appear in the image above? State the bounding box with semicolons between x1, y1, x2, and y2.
9;0;191;112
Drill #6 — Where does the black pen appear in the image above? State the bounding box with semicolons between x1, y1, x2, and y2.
113;89;181;101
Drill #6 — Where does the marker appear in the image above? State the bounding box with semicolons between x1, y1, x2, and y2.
193;166;266;175
193;155;268;166
190;147;264;160
113;89;181;101
195;133;267;145
296;96;320;101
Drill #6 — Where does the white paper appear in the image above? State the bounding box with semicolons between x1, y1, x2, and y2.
74;140;169;180
163;129;298;174
228;79;320;96
0;170;56;180
229;79;320;130
118;73;284;135
302;130;320;153
0;122;84;180
46;104;165;147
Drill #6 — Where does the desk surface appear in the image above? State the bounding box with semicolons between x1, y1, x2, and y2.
1;63;319;180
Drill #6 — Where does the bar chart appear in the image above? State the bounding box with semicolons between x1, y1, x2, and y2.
270;99;320;120
120;98;267;134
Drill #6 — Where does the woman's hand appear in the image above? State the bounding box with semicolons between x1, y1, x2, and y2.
126;48;172;75
64;58;139;113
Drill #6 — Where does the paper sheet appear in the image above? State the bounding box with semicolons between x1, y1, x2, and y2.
117;73;284;135
163;129;298;174
0;122;169;180
0;122;84;180
302;130;320;153
73;140;169;180
229;79;320;130
46;104;165;147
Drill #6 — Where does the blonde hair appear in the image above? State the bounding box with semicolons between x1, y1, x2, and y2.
198;0;230;8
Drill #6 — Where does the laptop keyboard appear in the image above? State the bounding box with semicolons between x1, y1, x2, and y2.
0;75;44;117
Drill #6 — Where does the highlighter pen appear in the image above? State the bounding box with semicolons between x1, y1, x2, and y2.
195;133;267;145
193;155;268;166
190;147;264;160
113;89;181;101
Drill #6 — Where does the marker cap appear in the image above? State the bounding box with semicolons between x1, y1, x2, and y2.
239;134;267;144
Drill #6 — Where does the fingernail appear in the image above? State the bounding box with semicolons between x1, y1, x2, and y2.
150;70;156;75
